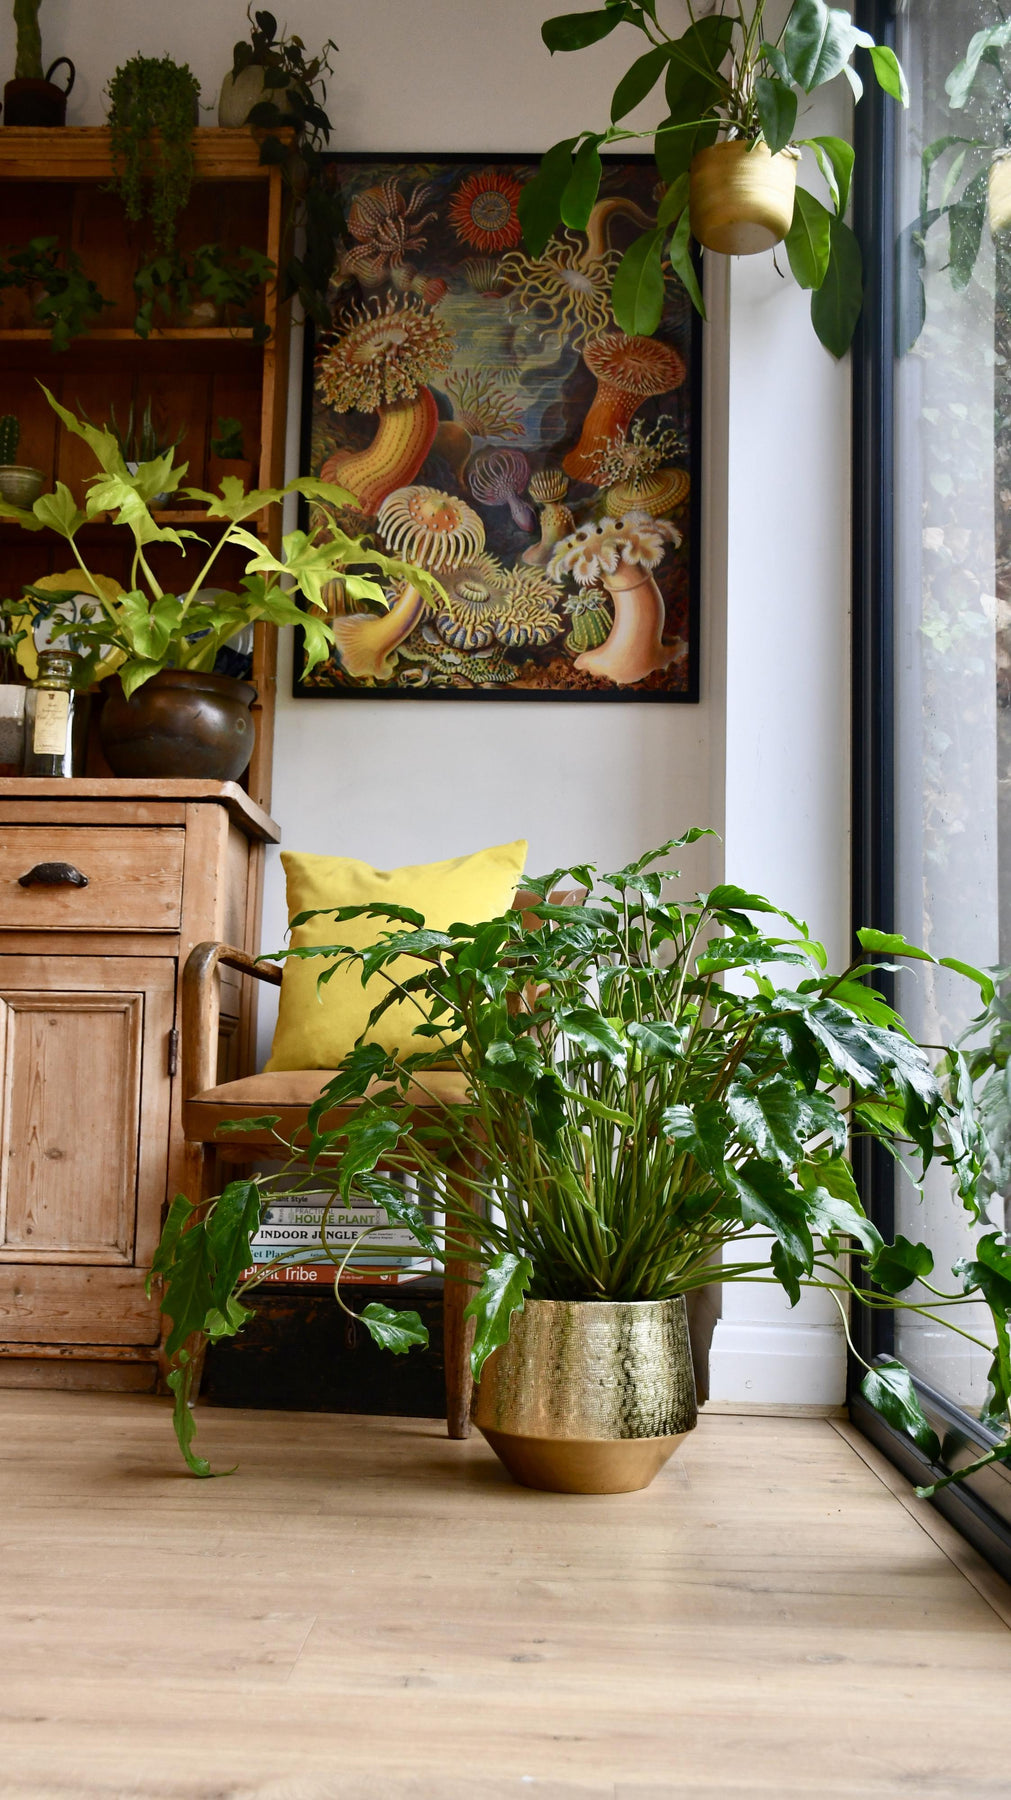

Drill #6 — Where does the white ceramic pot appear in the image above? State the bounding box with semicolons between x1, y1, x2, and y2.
218;65;297;128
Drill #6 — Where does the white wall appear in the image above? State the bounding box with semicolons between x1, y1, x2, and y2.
5;0;853;1404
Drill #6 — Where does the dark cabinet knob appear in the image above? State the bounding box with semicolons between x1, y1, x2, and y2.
17;862;89;889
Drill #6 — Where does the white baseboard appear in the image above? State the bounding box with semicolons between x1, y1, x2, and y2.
706;1317;847;1408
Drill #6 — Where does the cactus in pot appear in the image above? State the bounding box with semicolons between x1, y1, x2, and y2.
0;413;44;509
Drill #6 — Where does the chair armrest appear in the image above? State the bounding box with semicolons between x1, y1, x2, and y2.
181;941;283;1101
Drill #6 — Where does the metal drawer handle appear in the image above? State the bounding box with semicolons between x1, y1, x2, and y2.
17;862;89;889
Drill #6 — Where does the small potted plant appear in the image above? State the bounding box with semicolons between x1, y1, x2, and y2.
218;7;337;135
523;0;909;356
3;0;74;126
0;385;447;781
132;244;276;340
0;411;43;507
106;55;201;252
0;235;112;349
153;837;1011;1496
208;415;254;491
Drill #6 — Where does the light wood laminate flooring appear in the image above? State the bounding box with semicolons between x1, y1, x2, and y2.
0;1392;1009;1800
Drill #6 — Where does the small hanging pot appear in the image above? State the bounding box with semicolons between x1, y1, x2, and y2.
689;139;799;256
3;58;75;127
989;151;1011;238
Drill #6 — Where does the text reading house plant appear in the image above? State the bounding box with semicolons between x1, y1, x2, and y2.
222;9;345;327
0;386;446;779
153;834;1011;1496
522;0;908;356
106;55;201;252
3;0;74;126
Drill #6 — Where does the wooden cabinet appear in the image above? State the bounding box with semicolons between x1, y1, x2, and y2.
0;778;279;1391
0;129;292;811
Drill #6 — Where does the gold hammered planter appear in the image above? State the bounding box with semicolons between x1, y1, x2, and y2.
473;1296;697;1494
989;152;1011;237
689;141;799;255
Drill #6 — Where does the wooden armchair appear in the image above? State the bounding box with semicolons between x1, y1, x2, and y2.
180;888;582;1438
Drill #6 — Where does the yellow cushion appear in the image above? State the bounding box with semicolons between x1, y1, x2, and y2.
265;840;528;1071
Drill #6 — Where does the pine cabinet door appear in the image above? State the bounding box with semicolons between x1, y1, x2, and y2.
0;956;175;1346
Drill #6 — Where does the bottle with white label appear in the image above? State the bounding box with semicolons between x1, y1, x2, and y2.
22;650;87;777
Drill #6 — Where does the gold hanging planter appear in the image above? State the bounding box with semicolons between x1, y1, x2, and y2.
689;140;800;256
989;151;1011;237
473;1295;697;1493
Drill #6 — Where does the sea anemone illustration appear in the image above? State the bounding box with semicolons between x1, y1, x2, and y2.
588;416;691;518
315;295;454;514
522;467;576;567
563;332;685;484
548;512;682;686
445;367;525;440
499;232;619;350
426;557;561;652
468;448;535;530
449;169;524;252
462;257;508;298
336;176;439;289
330;486;486;682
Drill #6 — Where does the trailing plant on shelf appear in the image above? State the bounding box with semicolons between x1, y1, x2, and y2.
0;236;112;350
522;0;908;356
223;8;345;327
0;385;447;697
106;55;201;252
132;243;276;341
152;832;1011;1488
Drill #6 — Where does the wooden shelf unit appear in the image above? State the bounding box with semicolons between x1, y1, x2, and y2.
0;127;292;812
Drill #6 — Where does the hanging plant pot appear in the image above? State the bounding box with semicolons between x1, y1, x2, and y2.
99;668;257;781
689;140;799;255
3;57;75;126
473;1296;697;1494
989;151;1011;237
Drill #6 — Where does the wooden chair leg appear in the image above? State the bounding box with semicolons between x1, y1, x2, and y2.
442;1256;476;1438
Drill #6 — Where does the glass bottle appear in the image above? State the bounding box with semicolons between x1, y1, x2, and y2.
22;650;88;777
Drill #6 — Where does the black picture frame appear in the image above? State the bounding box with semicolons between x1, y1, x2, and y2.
293;150;701;703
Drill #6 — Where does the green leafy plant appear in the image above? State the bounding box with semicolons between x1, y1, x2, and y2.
0;236;112;350
229;8;345;326
899;20;1011;353
0;384;447;699
106;55;201;252
151;833;1011;1485
209;417;245;461
523;0;908;356
13;0;43;80
78;398;183;467
132;244;276;342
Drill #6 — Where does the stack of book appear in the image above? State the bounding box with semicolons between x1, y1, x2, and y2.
239;1195;433;1288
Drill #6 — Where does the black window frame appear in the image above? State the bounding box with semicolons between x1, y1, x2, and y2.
850;0;1011;1579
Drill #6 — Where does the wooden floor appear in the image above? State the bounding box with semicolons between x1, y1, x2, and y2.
1;1395;1010;1800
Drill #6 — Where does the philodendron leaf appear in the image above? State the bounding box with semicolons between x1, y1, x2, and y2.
146;1193;194;1297
360;1303;429;1355
857;926;935;963
518;137;579;257
805;1188;883;1257
206;1178;263;1309
868;44;908;106
32;484;85;538
611;43;672;122
803;134;855;216
542;8;627;53
861;1360;941;1461
785;187;832;290
755;75;798;154
810;215;863;356
560;135;603;230
782;0;873;93
162;1223;216;1360
610;227;666;337
465;1250;533;1380
867;1233;934;1294
166;1354;213;1479
667;207;705;317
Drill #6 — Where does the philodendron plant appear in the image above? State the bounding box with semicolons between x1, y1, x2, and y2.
0;387;446;695
153;832;1011;1489
522;0;907;355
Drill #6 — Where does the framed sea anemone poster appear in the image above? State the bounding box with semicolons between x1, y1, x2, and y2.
295;153;700;701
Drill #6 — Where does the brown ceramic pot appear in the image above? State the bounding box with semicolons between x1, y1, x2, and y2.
99;669;257;781
3;60;75;126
